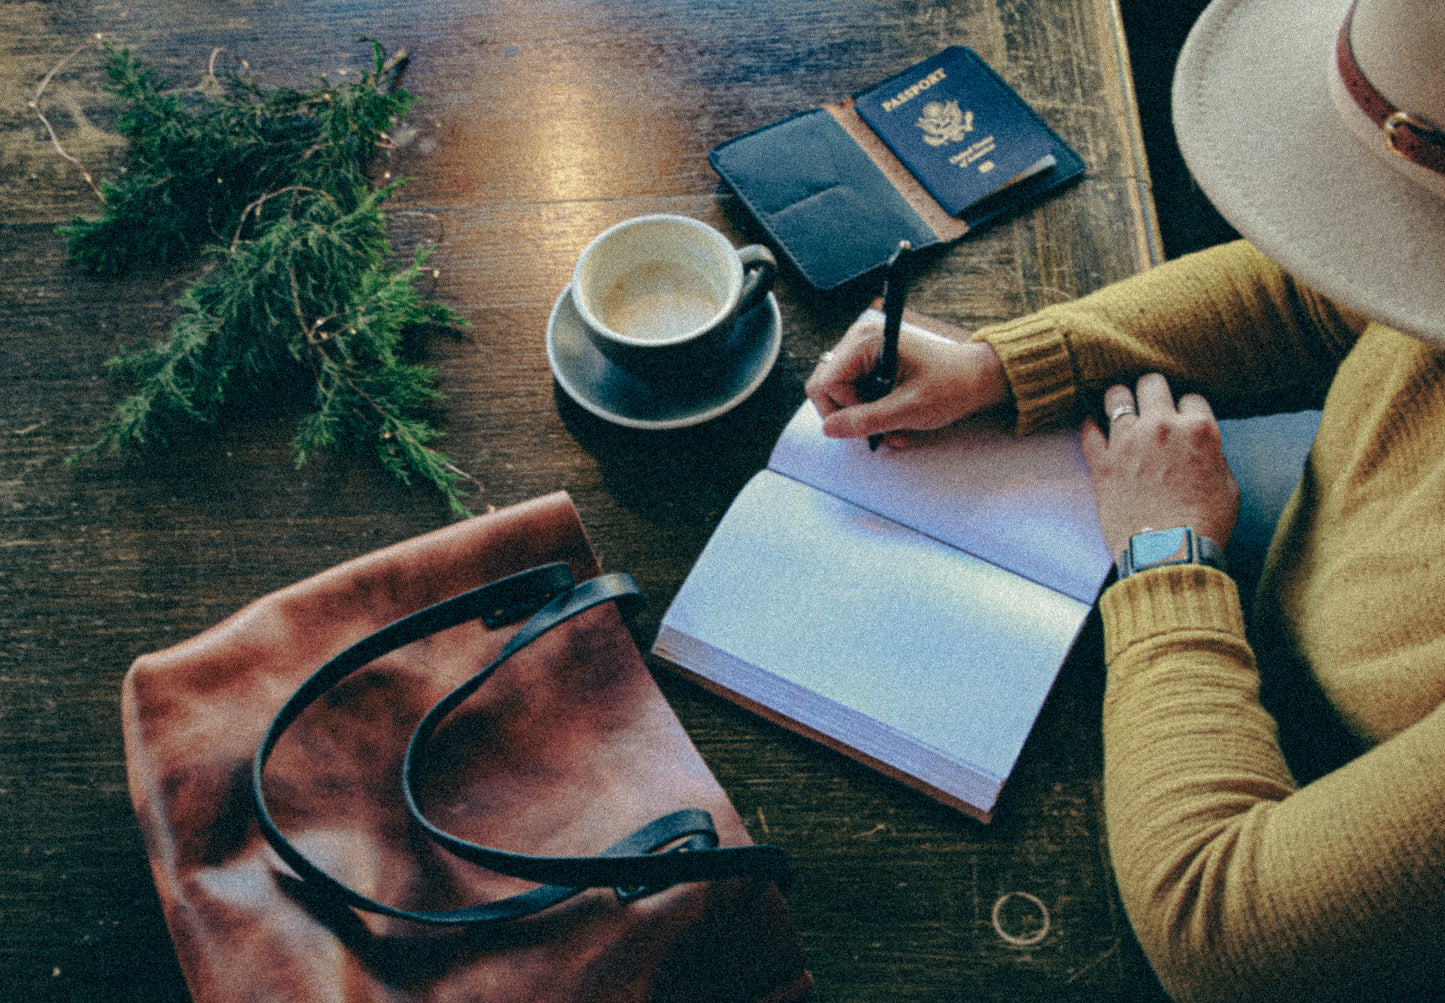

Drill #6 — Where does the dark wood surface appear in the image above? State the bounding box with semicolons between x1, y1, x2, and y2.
1;1;1170;998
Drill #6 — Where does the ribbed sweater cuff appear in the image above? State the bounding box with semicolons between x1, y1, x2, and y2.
973;314;1077;433
1100;565;1247;665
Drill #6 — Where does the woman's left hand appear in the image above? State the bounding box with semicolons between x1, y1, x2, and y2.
1080;373;1240;558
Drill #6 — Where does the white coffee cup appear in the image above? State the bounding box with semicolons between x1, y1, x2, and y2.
570;214;776;382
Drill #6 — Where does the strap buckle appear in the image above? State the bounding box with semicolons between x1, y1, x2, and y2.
613;836;711;904
1382;110;1445;160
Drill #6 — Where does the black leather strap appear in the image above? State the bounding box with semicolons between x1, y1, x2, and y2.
400;572;791;889
252;563;790;927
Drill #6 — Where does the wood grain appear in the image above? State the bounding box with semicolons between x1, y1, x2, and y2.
1;1;1168;998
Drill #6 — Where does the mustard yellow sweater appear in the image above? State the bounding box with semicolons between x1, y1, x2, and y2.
976;241;1445;1002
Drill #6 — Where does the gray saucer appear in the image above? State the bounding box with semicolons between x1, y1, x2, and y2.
546;285;782;430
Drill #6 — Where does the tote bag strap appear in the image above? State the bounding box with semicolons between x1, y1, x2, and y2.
252;563;790;927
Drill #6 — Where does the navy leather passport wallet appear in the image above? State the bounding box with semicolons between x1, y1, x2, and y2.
709;47;1084;290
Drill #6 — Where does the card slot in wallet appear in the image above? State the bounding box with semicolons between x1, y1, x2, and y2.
718;109;844;215
711;108;943;290
765;184;937;292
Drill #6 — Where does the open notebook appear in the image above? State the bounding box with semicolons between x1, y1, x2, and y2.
653;321;1112;820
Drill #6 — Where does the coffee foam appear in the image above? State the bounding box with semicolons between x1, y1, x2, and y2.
599;260;722;342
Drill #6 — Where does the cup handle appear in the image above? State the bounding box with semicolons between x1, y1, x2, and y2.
735;244;777;317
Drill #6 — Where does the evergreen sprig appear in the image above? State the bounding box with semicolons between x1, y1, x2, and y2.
64;40;476;516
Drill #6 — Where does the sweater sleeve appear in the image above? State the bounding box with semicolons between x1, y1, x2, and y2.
973;241;1366;432
1099;568;1445;1003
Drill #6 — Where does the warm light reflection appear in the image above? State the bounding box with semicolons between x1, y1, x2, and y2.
432;1;695;207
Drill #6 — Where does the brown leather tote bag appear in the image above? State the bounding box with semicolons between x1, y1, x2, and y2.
122;491;811;1002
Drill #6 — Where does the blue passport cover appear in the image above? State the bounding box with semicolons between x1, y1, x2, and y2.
853;47;1059;217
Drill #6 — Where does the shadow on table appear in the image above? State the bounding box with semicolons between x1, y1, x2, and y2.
553;364;801;526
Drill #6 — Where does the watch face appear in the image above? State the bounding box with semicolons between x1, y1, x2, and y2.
1130;527;1190;568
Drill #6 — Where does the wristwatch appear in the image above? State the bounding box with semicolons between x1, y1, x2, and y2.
1116;526;1227;578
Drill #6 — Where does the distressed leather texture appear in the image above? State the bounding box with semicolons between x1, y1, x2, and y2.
122;491;811;1002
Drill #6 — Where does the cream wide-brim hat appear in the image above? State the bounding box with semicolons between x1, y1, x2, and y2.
1173;0;1445;343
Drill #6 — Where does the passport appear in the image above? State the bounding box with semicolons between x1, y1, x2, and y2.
709;47;1083;289
852;47;1061;218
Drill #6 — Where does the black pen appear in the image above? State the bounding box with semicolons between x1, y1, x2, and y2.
856;239;911;450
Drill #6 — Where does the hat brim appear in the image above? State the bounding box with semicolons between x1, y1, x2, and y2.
1173;0;1445;342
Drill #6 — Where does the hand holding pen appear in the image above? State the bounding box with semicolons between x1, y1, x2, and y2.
804;247;1012;447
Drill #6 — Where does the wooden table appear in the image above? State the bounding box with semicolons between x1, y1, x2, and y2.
1;1;1168;998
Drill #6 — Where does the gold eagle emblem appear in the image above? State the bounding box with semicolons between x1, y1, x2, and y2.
915;100;973;147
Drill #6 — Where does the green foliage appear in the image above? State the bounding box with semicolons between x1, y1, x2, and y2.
67;41;475;517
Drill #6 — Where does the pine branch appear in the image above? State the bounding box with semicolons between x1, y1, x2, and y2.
63;40;477;516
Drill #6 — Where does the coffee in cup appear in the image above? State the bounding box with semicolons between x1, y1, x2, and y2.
570;214;776;382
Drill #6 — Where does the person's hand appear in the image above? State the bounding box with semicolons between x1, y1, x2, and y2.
1080;373;1240;559
804;314;1010;448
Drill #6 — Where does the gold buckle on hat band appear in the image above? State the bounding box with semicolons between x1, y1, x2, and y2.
1337;0;1445;178
1383;111;1445;161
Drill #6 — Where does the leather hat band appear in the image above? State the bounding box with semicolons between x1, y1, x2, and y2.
1336;0;1445;178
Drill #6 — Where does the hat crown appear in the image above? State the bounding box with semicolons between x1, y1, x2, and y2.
1350;0;1445;124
